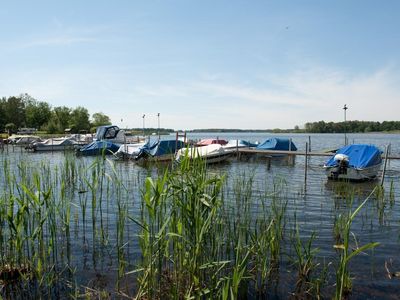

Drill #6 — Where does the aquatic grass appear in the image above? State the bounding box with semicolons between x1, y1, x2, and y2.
289;225;321;298
334;187;380;300
0;151;388;298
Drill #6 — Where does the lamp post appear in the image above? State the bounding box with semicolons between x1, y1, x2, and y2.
157;113;160;140
142;114;145;137
343;104;348;145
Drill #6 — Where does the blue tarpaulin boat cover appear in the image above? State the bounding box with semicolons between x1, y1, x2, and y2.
256;138;297;151
325;144;382;169
79;140;120;156
136;139;185;158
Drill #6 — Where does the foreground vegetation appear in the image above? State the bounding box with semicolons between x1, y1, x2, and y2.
0;154;387;299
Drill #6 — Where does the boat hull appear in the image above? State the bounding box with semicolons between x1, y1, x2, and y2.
32;145;77;151
324;163;382;181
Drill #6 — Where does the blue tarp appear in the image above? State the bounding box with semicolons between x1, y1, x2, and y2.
256;138;297;151
78;140;120;156
136;139;185;159
325;144;382;168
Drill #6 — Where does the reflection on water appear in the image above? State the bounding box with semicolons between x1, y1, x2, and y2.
1;132;400;298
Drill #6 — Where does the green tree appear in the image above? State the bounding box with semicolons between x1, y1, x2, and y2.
53;106;72;132
25;99;52;129
0;98;6;131
4;96;25;128
5;123;16;135
69;106;90;133
91;112;111;127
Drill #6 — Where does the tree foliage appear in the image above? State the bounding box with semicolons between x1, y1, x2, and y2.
0;94;112;133
92;112;111;127
304;120;400;133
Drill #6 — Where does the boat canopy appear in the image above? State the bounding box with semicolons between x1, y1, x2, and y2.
256;138;297;151
95;125;120;140
136;139;185;158
325;144;382;169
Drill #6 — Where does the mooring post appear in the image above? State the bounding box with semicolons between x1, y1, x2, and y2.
304;142;308;193
267;155;271;170
381;145;389;186
288;138;292;164
236;139;239;159
308;136;311;152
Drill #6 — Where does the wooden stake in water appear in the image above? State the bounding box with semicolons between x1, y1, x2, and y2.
308;136;311;152
304;142;308;193
381;145;389;186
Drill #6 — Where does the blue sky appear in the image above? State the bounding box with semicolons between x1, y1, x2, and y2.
1;1;399;130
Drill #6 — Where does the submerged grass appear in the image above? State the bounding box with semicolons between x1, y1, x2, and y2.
0;153;386;299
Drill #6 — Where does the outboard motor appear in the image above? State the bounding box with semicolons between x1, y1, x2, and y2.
333;153;349;177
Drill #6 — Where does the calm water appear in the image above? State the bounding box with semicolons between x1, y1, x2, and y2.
1;132;400;298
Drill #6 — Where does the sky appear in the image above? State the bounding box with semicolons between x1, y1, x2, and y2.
1;1;400;130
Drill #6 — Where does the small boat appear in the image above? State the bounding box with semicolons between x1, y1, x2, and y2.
77;140;121;156
196;139;228;146
256;137;297;152
223;139;258;149
324;144;382;181
176;144;234;164
135;139;185;162
77;125;134;156
28;137;79;151
114;142;146;160
8;135;42;146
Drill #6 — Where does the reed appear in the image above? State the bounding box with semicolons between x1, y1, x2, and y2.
0;152;385;299
334;187;380;300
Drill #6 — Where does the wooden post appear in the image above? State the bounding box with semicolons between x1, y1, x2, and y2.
308;136;311;152
381;145;389;186
267;155;271;170
304;142;308;193
236;139;239;159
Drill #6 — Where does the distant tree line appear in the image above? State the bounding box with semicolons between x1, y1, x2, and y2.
0;94;111;134
304;120;400;133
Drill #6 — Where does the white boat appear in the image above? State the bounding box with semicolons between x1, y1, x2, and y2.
323;144;382;181
115;142;146;160
223;139;258;150
28;137;79;151
176;144;234;164
8;135;42;146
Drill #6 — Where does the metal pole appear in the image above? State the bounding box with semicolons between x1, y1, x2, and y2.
343;104;348;146
142;114;145;137
158;113;160;139
304;142;308;193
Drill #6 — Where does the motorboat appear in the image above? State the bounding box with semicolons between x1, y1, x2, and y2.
114;142;147;160
77;140;121;156
223;139;258;149
135;139;185;162
176;144;234;164
27;137;79;151
196;139;228;146
8;135;42;146
77;125;133;156
324;144;382;181
256;137;297;152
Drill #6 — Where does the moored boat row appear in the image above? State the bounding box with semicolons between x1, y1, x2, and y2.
7;124;386;181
